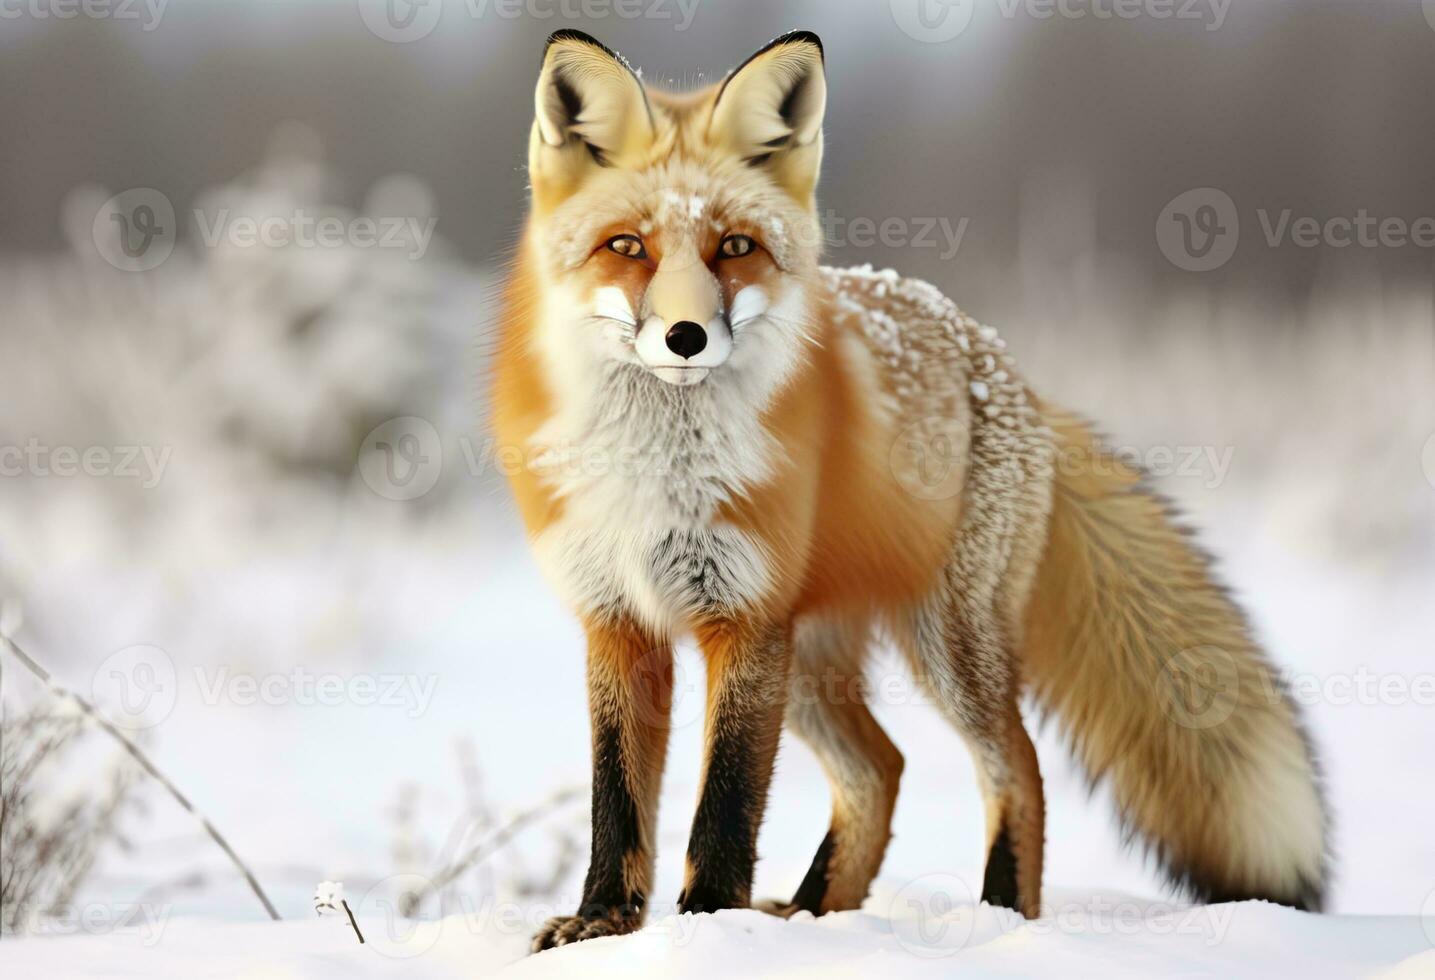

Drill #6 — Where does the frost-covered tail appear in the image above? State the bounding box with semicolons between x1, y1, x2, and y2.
1021;407;1329;910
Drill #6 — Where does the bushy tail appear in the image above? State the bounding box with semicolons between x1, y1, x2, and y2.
1021;406;1329;910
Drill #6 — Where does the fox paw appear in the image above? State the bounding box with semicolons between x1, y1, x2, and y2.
530;911;638;952
753;898;801;919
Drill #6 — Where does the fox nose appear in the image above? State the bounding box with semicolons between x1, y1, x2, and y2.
665;321;708;359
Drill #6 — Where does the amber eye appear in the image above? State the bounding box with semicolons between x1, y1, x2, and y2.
605;234;647;259
719;234;756;259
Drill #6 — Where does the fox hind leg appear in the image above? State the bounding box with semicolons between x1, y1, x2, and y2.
969;701;1044;914
901;596;1045;916
760;616;904;917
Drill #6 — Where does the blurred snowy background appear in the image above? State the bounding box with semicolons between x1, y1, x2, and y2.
1;0;1433;972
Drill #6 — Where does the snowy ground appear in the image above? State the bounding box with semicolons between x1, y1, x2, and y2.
3;896;1435;978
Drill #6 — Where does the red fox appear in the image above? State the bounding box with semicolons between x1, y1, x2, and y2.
494;30;1328;951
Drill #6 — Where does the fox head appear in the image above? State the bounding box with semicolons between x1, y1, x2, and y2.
522;30;826;389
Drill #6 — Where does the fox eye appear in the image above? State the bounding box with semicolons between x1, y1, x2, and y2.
719;234;755;259
605;234;647;259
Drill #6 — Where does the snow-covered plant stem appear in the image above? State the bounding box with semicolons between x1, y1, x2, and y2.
0;631;281;921
313;881;364;944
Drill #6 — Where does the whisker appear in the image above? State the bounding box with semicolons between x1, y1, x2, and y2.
729;312;821;351
585;314;639;331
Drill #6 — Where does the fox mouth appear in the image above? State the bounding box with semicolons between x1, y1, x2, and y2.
649;365;711;386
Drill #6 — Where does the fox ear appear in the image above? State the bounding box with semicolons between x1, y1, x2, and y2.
708;31;826;202
529;30;654;207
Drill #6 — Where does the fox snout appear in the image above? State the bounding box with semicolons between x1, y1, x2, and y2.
635;252;734;385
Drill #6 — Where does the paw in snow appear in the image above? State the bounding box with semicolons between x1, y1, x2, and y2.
752;898;800;919
531;908;641;952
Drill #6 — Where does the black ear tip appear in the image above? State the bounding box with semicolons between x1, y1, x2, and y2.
544;28;605;57
543;29;641;78
775;30;823;58
546;28;600;48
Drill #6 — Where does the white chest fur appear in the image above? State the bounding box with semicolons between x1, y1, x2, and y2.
525;278;813;632
529;362;778;632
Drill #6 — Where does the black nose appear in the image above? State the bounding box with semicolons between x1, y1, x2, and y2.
665;320;708;359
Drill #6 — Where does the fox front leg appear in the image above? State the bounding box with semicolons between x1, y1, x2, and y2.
532;621;672;952
678;620;791;913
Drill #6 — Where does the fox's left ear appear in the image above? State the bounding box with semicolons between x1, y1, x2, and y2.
708;31;826;203
529;30;654;210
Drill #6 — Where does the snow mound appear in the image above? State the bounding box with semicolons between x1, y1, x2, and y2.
2;892;1429;979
